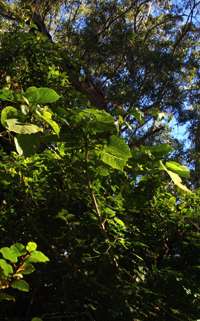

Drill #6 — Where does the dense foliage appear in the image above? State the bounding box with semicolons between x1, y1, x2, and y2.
0;1;199;320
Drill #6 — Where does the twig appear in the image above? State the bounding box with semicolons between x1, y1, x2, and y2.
84;138;106;233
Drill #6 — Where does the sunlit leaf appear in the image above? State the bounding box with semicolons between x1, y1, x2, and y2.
26;242;37;252
76;109;115;133
1;106;18;128
161;161;192;193
0;259;13;276
6;119;43;134
36;107;60;135
26;251;49;263
0;247;19;263
101;135;131;171
25;87;60;104
166;161;190;178
114;217;126;229
10;243;26;256
167;170;191;193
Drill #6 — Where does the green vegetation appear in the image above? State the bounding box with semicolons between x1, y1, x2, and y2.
0;1;199;320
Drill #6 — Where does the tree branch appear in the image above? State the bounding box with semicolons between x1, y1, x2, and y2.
129;124;165;147
84;141;106;233
31;11;52;41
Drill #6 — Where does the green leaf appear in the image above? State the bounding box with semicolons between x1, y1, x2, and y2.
14;134;40;156
0;89;14;101
0;259;13;276
1;106;18;128
14;137;23;156
26;251;49;263
0;293;15;302
6;119;43;134
167;170;192;193
147;144;173;156
105;207;116;218
11;279;29;292
114;217;126;229
134;144;173;161
76;109;115;133
101;135;131;171
165;161;190;178
31;318;43;321
26;242;37;252
10;243;26;256
0;247;19;263
36;107;60;135
24;87;60;104
161;161;192;193
22;263;35;275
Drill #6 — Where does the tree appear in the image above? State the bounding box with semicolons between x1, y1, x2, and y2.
0;1;199;320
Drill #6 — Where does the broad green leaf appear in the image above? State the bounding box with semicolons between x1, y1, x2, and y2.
0;247;19;263
147;144;173;156
134;144;173;161
166;161;190;178
11;279;29;292
6;119;43;134
161;162;192;193
31;318;43;321
26;242;37;252
26;251;49;263
36;108;60;135
0;293;15;301
0;89;14;101
76;109;115;133
0;259;13;276
22;263;35;275
101;135;131;171
24;87;60;104
14;134;40;156
10;243;26;256
167;170;191;193
1;106;18;128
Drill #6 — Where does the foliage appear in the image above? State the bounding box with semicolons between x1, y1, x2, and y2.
0;242;49;301
0;1;199;321
0;85;198;321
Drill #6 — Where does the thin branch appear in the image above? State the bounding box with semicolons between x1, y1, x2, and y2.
129;123;165;148
84;140;106;233
172;0;199;54
96;0;144;38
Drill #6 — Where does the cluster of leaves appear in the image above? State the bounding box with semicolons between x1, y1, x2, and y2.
0;86;199;321
0;86;192;191
0;1;199;320
0;241;49;300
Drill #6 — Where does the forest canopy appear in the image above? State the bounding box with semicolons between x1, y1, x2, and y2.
0;1;199;320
